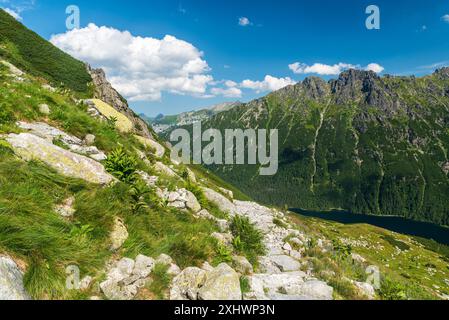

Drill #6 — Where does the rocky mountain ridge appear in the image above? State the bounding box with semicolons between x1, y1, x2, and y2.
199;67;449;226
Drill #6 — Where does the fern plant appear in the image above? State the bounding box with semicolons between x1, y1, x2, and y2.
104;147;137;183
129;180;150;213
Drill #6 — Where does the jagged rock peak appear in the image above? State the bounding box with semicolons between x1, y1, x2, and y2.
434;67;449;79
86;64;153;139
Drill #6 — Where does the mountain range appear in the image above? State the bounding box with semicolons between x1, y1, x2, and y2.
173;69;449;226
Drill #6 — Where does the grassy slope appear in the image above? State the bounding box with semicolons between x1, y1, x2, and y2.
0;9;92;94
0;63;225;299
289;212;449;299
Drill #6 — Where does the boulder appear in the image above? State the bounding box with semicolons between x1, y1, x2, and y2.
100;257;148;300
84;134;96;146
269;255;301;272
194;209;215;220
167;264;182;277
134;135;165;158
169;267;207;300
156;254;174;266
353;281;376;300
211;232;234;247
6;133;113;184
293;280;333;300
185;190;201;213
202;187;236;215
218;187;234;199
0;256;31;300
243;272;306;300
197;263;242;300
55;196;76;218
154;162;178;178
232;256;253;275
137;171;158;187
132;255;155;278
110;217;129;251
38;104;50;115
216;219;230;232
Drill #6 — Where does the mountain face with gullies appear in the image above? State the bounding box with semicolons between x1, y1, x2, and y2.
197;68;449;226
1;8;449;301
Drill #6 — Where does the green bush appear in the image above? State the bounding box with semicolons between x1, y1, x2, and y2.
230;215;265;264
379;277;407;300
104;147;138;183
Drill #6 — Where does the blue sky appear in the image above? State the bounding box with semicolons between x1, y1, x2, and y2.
2;0;449;116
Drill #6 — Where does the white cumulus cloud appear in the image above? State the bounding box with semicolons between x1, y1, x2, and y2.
2;8;22;20
240;75;296;93
210;87;242;98
442;14;449;23
365;63;384;73
238;17;252;26
50;23;214;101
289;61;384;75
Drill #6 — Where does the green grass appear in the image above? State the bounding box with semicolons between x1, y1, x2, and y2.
147;263;172;300
0;150;110;299
0;9;92;94
230;215;265;266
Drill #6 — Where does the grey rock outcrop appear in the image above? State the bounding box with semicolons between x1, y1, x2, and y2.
86;65;152;139
6;133;113;184
0;256;31;300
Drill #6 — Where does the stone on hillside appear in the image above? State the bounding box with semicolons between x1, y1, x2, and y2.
42;84;56;92
154;162;178;178
156;254;174;266
292;280;333;300
218;187;234;199
79;276;93;290
55;196;76;218
243;272;307;300
269;255;301;272
216;219;230;232
84;134;96;146
110;217;129;251
197;263;241;300
132;255;155;278
38;104;50;115
137;171;158;187
16;122;106;161
282;243;292;252
211;232;233;247
194;209;215;220
169;200;186;209
257;256;282;274
134;135;165;158
6;133;114;184
351;253;367;264
232;256;253;275
169;267;207;300
353;281;376;300
0;256;31;300
185;190;201;213
202;187;236;215
167;264;182;277
289;250;302;260
201;262;215;272
1;60;24;76
289;237;303;247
